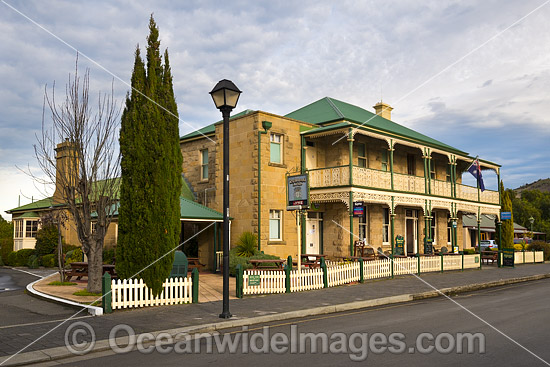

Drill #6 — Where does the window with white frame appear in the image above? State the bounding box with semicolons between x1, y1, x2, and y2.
269;210;282;240
25;220;39;238
14;220;23;238
357;143;367;168
383;208;390;243
200;149;209;180
270;133;283;164
358;206;367;241
447;214;452;244
430;212;436;244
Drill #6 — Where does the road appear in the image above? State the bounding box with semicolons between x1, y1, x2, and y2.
53;278;550;367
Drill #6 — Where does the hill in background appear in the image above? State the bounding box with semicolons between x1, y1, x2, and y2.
515;178;550;195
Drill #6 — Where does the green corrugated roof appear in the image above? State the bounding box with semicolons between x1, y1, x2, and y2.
18;211;40;218
6;197;56;213
180;197;223;221
180;109;255;140
287;97;466;154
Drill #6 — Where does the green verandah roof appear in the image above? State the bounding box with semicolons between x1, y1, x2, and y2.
287;97;467;155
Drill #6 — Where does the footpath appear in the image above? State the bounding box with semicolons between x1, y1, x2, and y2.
1;263;550;366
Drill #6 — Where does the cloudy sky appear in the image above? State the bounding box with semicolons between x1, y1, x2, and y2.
1;0;550;220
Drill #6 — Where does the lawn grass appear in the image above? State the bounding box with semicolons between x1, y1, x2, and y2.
73;290;102;297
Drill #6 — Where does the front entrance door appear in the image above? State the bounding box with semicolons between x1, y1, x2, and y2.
305;145;317;170
306;212;322;253
405;209;418;254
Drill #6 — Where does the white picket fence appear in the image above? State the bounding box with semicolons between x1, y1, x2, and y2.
290;268;324;292
243;270;286;295
111;277;192;310
240;251;543;296
327;262;360;287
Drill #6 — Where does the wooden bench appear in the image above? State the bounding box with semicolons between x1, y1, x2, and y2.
248;259;285;270
187;257;204;272
481;251;498;265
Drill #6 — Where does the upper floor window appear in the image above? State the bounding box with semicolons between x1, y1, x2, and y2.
430;212;436;244
381;149;388;172
430;161;436;180
14;220;23;238
200;149;208;180
446;165;452;182
25;220;39;238
407;154;416;176
357;143;367;168
270;133;283;164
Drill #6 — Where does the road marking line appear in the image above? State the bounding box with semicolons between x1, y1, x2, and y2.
0;315;93;330
10;268;51;278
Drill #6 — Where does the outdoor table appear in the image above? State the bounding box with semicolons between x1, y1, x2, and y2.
65;262;117;281
341;255;376;262
187;257;204;272
248;259;285;270
299;254;326;268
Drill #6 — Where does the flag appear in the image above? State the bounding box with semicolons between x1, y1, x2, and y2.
467;158;485;192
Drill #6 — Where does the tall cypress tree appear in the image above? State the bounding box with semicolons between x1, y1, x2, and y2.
500;181;514;249
117;16;182;295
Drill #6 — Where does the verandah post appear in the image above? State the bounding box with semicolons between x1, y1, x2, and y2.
417;253;421;276
359;258;364;283
287;255;293;271
284;264;291;293
440;253;444;273
235;264;243;298
191;268;199;303
102;272;112;314
321;260;328;288
461;251;464;271
391;254;394;279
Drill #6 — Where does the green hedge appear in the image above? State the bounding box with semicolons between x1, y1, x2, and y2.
5;249;36;267
527;241;550;261
41;254;57;268
229;248;280;276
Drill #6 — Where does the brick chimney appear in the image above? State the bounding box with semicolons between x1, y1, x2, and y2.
373;101;393;120
53;139;79;204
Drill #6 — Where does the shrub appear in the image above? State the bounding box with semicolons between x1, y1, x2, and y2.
7;251;17;266
527;241;550;261
27;254;40;269
41;254;56;268
0;237;14;264
513;244;524;252
228;248;280;276
34;225;60;257
0;254;4;266
462;248;476;255
235;232;257;257
66;248;83;266
103;247;116;264
62;244;79;254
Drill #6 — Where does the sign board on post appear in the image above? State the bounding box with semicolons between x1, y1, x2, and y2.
502;248;515;267
424;238;433;255
353;202;364;217
501;212;512;220
395;236;405;256
287;174;309;210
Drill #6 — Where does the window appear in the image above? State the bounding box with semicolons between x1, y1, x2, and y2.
358;206;367;241
270;133;283;164
447;214;452;244
200;149;209;180
407;154;416;175
430;212;437;244
430;161;436;180
381;149;388;172
383;208;390;243
446;165;452;182
357;143;367;168
14;220;23;238
269;210;282;240
25;220;39;238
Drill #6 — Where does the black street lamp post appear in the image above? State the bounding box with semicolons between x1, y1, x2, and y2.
210;79;242;319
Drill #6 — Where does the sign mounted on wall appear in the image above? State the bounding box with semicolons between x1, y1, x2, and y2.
287;174;309;210
353;202;364;217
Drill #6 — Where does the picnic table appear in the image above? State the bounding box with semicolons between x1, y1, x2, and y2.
65;262;117;281
481;251;498;264
297;254;326;268
248;259;285;270
341;255;377;262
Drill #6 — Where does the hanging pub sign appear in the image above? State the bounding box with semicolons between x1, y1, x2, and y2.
353;202;364;217
287;174;309;210
501;212;512;220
